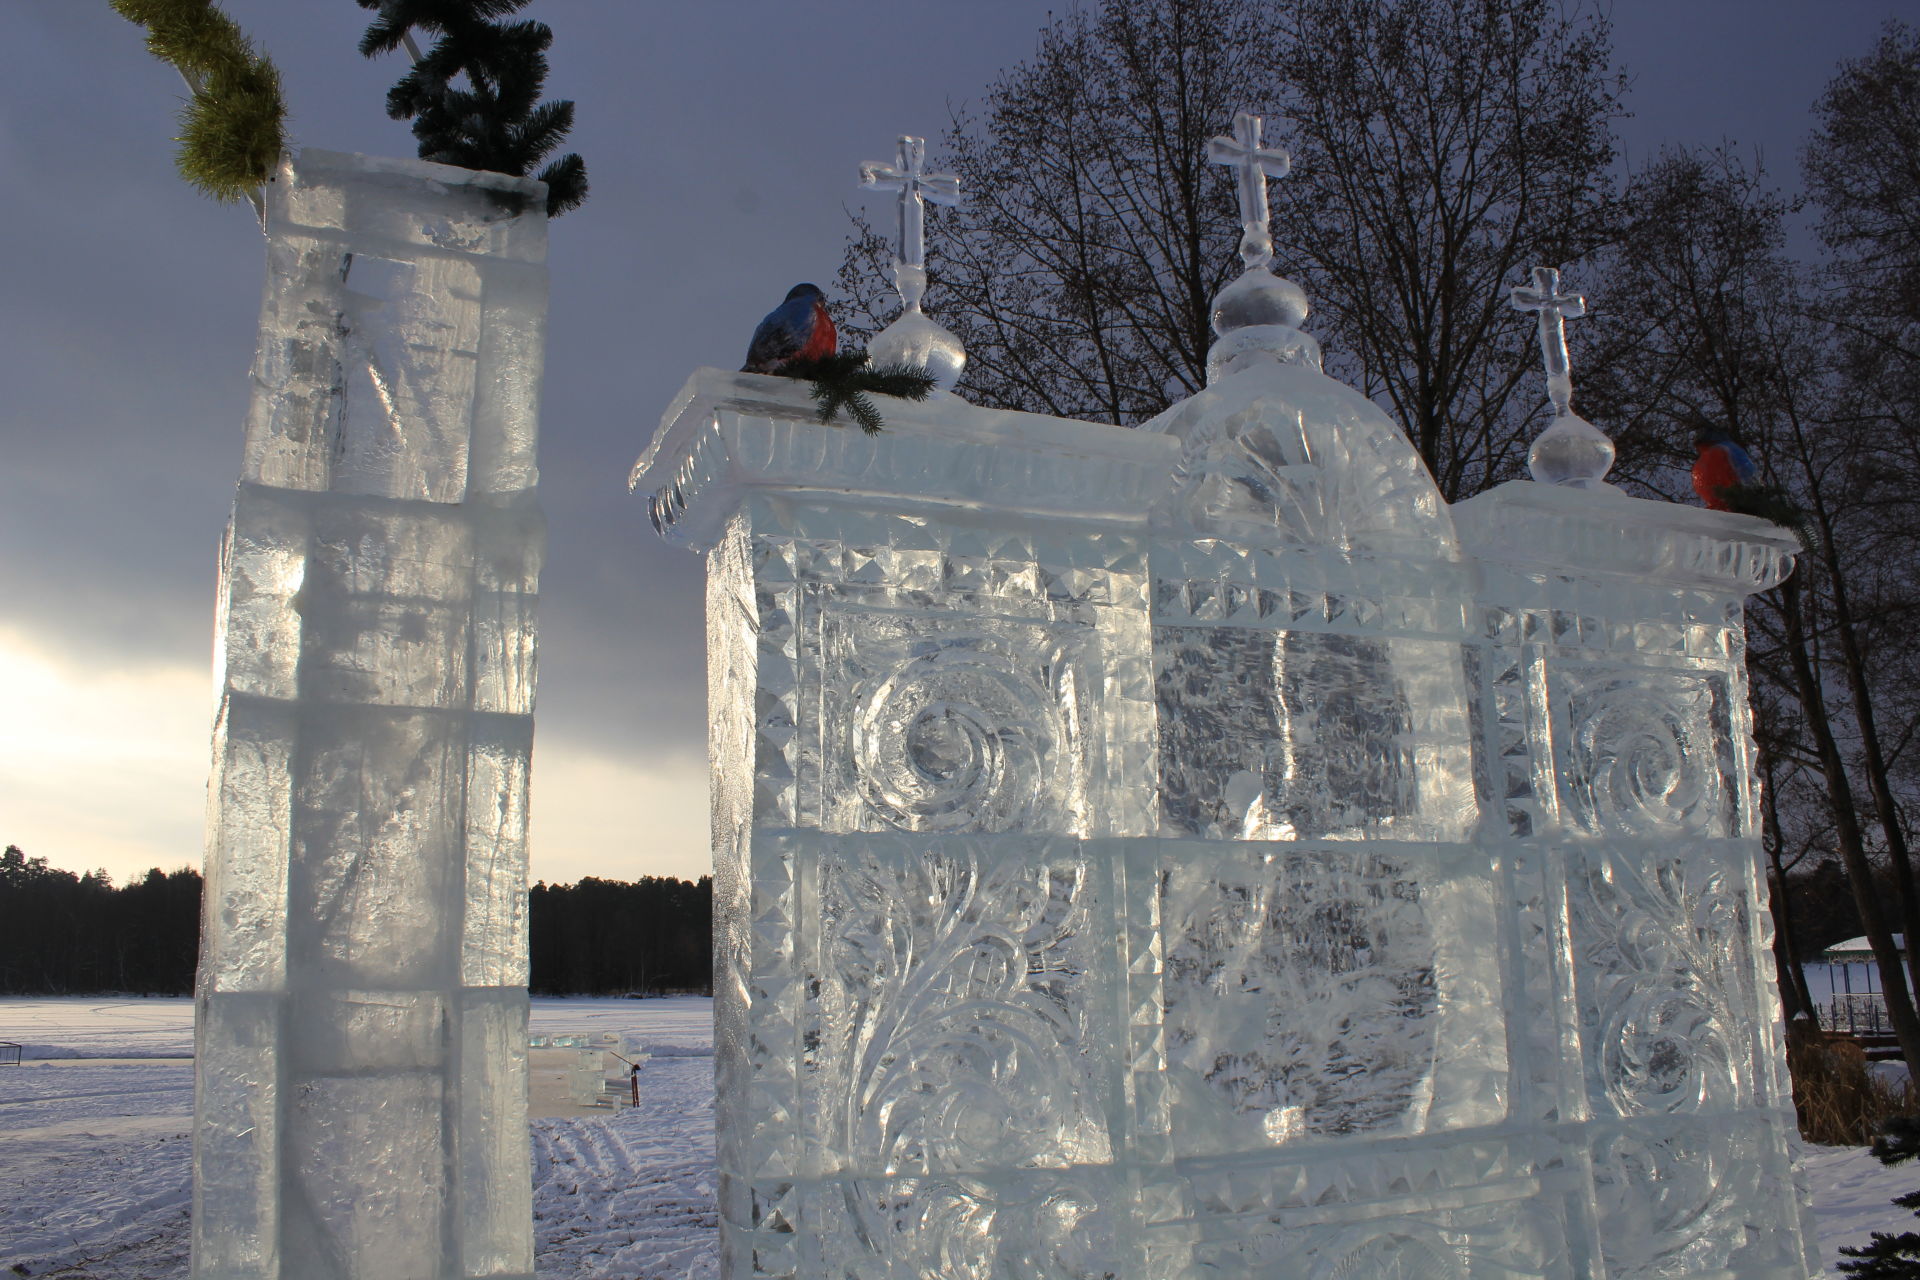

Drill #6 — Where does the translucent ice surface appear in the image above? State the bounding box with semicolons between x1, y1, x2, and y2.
196;150;547;1280
643;316;1813;1272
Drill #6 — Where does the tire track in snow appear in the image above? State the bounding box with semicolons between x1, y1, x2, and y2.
0;1131;191;1276
533;1056;718;1280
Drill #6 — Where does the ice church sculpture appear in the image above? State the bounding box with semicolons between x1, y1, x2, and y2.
631;119;1820;1278
195;150;547;1280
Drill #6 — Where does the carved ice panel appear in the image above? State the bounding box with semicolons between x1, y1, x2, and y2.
1152;843;1508;1158
822;607;1100;835
1555;667;1732;840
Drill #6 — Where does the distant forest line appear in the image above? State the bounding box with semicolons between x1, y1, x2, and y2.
0;846;712;996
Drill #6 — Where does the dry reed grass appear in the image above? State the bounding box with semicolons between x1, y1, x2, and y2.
1789;1021;1916;1146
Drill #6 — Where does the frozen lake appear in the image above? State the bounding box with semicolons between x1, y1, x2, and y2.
0;994;1913;1277
0;997;717;1279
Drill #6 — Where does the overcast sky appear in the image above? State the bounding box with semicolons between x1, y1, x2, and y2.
0;1;1909;886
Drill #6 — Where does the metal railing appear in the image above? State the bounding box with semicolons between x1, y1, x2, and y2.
1819;994;1896;1038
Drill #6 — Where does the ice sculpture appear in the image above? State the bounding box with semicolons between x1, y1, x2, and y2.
196;149;547;1280
633;112;1815;1278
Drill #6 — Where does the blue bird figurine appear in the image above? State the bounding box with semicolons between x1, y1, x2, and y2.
743;283;837;374
1692;431;1761;511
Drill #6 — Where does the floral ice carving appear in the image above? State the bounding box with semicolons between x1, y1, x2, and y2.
1141;361;1455;557
828;609;1096;835
853;641;1057;832
1590;1126;1770;1275
813;839;1107;1176
833;1171;1124;1280
1569;845;1751;1119
1324;1232;1467;1280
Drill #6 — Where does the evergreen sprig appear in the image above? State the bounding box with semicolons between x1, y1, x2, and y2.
356;0;588;217
110;0;286;203
1719;482;1823;556
1840;1117;1920;1277
776;354;937;435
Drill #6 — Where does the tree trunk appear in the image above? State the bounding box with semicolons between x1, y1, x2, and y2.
1761;746;1817;1023
1813;499;1920;1011
1779;570;1920;1076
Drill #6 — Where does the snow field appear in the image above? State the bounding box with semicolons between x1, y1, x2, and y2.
3;997;1914;1277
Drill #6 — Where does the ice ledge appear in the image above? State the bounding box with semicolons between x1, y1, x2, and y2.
272;147;549;264
1452;479;1797;594
631;368;1180;552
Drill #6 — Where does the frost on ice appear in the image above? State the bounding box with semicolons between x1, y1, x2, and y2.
196;149;547;1280
634;112;1818;1278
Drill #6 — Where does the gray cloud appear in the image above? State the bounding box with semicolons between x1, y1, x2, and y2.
3;0;1907;879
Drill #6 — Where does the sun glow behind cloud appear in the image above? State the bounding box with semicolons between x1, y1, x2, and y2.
0;624;710;887
0;625;209;881
526;744;711;886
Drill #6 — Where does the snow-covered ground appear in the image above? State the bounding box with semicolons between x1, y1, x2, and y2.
2;996;1916;1277
0;997;718;1278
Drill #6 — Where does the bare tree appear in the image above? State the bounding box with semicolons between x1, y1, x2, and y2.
1266;0;1624;499
839;0;1268;424
839;0;1625;501
1589;143;1920;1074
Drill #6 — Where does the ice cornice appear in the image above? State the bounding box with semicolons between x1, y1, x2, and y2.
632;368;1179;552
1453;479;1798;594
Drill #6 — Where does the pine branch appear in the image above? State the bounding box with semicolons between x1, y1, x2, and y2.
1721;483;1824;556
358;0;587;218
1875;1116;1920;1166
776;355;938;435
111;0;286;203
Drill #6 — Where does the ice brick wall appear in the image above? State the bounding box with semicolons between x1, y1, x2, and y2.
196;150;547;1280
637;362;1816;1279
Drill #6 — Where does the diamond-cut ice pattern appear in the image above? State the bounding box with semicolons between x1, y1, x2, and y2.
800;835;1110;1179
824;607;1098;835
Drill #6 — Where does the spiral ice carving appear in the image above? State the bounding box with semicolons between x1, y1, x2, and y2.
1565;674;1721;836
855;640;1058;832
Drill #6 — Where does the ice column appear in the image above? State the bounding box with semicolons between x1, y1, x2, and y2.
195;149;547;1280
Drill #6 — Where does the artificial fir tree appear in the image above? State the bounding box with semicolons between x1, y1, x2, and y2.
1840;1118;1920;1277
357;0;588;216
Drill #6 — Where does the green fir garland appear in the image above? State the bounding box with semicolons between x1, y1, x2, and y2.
110;0;286;203
776;354;937;435
1719;482;1823;556
1840;1117;1920;1277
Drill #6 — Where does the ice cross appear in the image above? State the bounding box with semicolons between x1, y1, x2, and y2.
1511;266;1587;415
860;136;961;272
1209;112;1291;271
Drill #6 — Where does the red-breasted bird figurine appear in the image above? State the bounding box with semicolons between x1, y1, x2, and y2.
742;283;837;374
1692;431;1761;511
